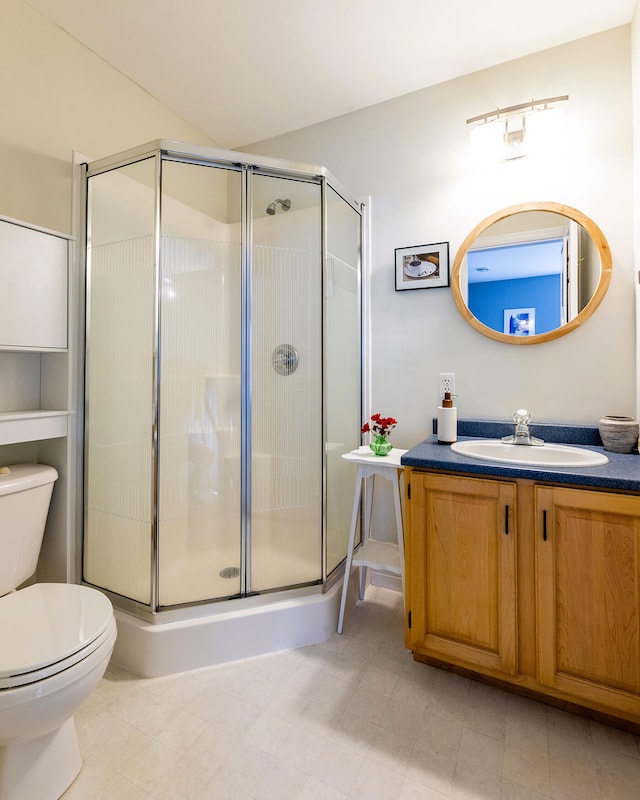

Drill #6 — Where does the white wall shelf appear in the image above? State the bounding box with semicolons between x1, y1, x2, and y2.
0;346;69;353
0;410;73;446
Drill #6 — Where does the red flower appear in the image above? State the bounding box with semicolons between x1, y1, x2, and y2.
362;413;397;437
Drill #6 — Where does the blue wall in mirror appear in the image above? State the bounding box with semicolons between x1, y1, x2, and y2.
468;274;562;335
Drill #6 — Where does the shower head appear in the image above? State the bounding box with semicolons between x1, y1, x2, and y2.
266;198;292;215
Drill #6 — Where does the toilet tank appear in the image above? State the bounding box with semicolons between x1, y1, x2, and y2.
0;464;58;596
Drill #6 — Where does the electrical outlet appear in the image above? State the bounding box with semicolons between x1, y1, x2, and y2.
438;372;455;397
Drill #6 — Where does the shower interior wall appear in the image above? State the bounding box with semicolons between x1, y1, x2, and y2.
83;144;362;613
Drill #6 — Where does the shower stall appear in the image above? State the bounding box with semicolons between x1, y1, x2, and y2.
81;141;363;672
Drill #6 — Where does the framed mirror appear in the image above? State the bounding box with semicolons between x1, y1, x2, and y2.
451;202;612;344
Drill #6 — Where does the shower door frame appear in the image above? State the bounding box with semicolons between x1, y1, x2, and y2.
82;139;364;617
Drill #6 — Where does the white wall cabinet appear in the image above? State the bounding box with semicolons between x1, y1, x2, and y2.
0;214;75;584
0;219;68;349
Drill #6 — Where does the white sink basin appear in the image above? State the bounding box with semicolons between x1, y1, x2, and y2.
450;439;608;468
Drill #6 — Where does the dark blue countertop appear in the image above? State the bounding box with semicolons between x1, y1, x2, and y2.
401;419;640;492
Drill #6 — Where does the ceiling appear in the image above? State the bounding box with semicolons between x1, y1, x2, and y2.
467;239;564;284
25;0;637;149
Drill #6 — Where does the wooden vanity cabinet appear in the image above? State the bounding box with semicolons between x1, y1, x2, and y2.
536;486;640;718
405;472;517;675
405;469;640;724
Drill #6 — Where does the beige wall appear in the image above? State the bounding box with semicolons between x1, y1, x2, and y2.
0;0;217;233
0;5;635;442
0;6;636;567
246;27;635;442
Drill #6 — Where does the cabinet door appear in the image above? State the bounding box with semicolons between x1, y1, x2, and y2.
536;486;640;717
0;219;68;349
408;472;517;675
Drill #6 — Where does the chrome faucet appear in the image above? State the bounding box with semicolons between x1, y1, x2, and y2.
501;409;544;446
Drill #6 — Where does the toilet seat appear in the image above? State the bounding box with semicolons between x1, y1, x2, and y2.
0;583;115;689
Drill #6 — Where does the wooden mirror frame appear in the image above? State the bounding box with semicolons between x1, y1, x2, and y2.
451;201;612;345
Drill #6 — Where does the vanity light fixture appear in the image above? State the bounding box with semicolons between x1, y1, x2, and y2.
468;95;568;163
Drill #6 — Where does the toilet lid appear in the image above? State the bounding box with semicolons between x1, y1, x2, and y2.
0;583;114;688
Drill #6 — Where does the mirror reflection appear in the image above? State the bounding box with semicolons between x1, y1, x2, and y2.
452;203;611;345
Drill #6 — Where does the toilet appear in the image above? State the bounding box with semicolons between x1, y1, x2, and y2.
0;464;117;800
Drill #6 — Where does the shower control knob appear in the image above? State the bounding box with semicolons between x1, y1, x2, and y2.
272;344;299;376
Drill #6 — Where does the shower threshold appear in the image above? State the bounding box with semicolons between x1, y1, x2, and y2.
109;573;357;678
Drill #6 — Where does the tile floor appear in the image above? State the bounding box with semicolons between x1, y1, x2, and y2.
63;586;640;799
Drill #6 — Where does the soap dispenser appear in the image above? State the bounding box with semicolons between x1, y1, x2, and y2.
437;391;457;444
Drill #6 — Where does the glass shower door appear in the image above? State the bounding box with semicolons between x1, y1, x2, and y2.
157;160;243;605
84;157;157;605
84;146;361;611
250;174;323;591
325;187;362;574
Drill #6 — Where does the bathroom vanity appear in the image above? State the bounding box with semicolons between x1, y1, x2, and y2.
402;421;640;727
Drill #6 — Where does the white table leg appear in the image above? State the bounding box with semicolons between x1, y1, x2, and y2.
337;466;364;634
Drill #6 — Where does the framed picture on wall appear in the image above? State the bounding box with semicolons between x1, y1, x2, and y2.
395;242;450;291
504;307;536;336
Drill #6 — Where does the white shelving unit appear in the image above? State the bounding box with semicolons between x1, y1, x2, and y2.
0;214;75;584
0;410;72;446
337;445;407;634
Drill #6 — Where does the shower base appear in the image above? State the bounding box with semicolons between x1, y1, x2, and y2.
111;571;360;677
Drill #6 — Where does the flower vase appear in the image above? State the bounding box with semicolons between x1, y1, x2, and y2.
370;435;392;456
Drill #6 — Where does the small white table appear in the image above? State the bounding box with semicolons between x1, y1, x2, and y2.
337;445;407;634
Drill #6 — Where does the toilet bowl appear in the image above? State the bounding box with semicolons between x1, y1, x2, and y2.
0;465;116;800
